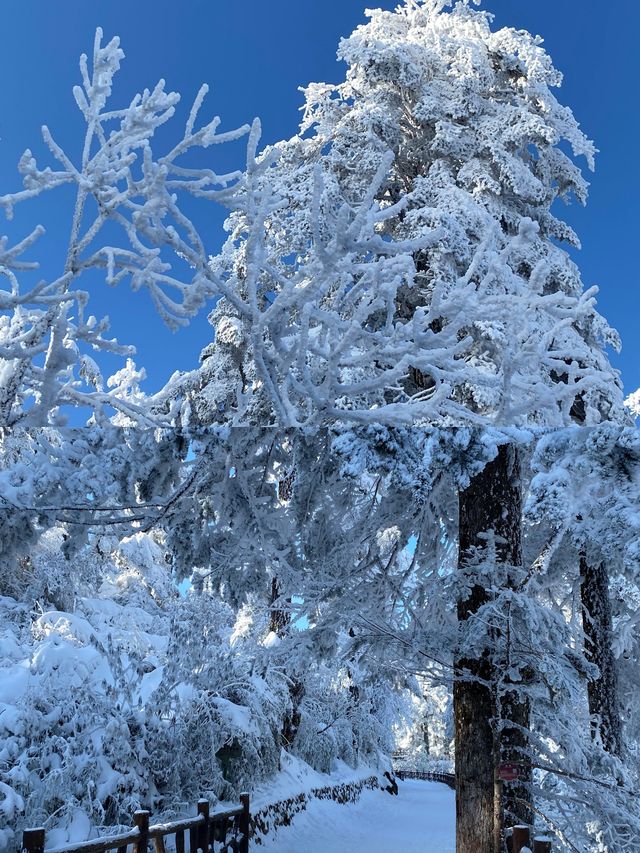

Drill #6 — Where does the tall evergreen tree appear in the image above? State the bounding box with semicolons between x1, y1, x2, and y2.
190;3;626;850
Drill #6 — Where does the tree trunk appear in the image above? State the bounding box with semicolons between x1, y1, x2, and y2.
422;713;431;756
580;556;621;756
495;449;532;833
454;643;496;853
269;576;290;635
456;442;532;853
501;669;533;829
270;577;305;751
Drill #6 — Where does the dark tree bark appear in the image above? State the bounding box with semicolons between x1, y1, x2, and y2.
269;576;290;635
456;443;532;853
501;664;533;830
422;714;431;756
269;577;304;750
494;450;533;834
580;556;621;756
454;641;496;853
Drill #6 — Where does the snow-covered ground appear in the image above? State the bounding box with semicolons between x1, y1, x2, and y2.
258;779;455;853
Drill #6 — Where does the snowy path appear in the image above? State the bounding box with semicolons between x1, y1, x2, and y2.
258;779;455;852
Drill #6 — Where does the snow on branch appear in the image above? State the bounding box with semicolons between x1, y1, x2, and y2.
188;0;625;430
0;28;255;427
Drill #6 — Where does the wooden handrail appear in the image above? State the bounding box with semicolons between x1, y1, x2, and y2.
45;830;141;853
22;796;249;853
147;817;203;838
507;825;553;853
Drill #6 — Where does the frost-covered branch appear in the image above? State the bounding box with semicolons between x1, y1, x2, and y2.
0;28;256;426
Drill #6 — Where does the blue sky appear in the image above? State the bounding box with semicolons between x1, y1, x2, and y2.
1;1;637;398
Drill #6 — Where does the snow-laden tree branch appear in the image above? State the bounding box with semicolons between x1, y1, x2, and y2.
0;28;255;427
189;0;625;430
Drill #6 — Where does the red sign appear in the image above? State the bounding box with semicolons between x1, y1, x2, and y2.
498;763;520;782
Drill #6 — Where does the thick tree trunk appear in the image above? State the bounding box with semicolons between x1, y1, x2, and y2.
501;672;533;829
454;638;496;853
456;443;532;853
580;556;621;756
494;450;532;833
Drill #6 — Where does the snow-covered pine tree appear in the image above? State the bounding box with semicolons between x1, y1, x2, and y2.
529;427;640;750
185;3;628;851
517;425;640;850
192;2;622;430
0;33;412;841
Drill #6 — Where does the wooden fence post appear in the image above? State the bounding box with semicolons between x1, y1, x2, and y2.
175;828;185;853
238;793;250;853
134;810;150;853
197;800;209;853
533;838;552;853
512;825;531;853
189;822;198;853
22;828;45;853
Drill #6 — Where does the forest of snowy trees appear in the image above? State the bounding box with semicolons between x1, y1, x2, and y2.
1;2;639;852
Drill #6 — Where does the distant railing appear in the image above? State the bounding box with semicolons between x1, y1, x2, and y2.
22;796;250;853
394;769;455;789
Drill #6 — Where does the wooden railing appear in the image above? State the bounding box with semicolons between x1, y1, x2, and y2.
22;795;250;853
394;769;456;789
507;825;552;853
19;777;554;853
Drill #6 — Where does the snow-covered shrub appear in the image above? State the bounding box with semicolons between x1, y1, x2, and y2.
0;535;285;847
0;595;152;849
148;593;286;804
